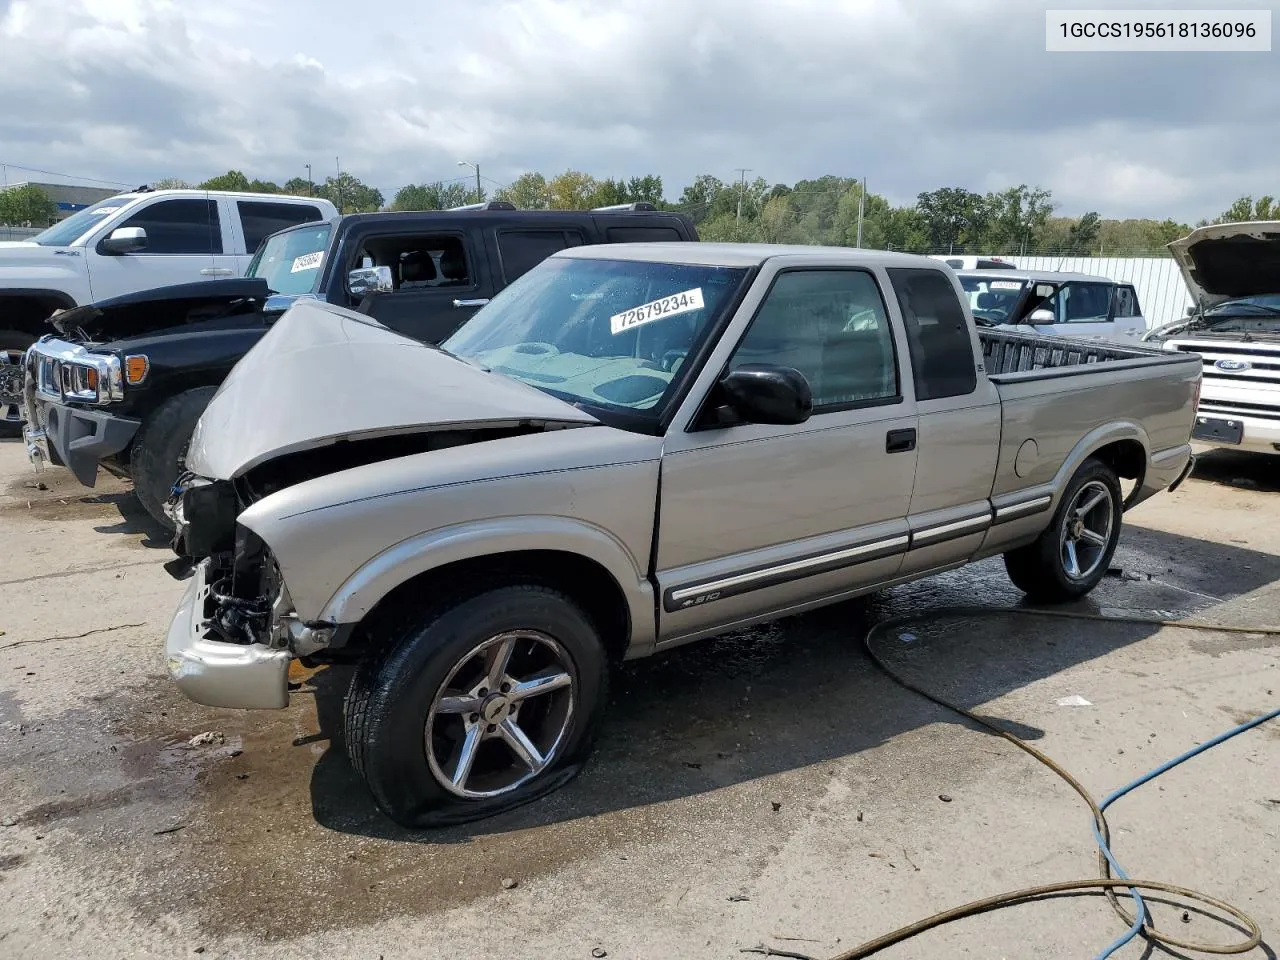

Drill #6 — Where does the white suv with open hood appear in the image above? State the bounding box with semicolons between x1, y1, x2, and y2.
1146;221;1280;456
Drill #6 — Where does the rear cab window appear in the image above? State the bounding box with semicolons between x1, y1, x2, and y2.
238;201;325;253
496;229;586;283
886;268;978;401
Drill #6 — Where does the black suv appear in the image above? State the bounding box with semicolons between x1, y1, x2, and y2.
23;202;698;527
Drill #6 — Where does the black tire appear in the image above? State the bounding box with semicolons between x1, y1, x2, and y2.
129;386;217;530
1003;458;1123;603
0;331;34;440
344;583;610;828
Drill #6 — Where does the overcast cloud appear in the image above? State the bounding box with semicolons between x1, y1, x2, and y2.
1;0;1276;221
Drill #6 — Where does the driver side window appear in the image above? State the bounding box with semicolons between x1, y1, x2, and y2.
727;269;899;412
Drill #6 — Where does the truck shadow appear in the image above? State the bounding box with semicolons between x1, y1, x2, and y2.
1190;448;1280;494
302;523;1280;843
91;490;171;548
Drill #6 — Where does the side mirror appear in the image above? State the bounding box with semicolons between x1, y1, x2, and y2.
1028;308;1055;324
718;364;812;426
348;265;394;299
100;227;147;254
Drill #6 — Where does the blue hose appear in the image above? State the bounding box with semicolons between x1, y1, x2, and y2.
1093;703;1280;959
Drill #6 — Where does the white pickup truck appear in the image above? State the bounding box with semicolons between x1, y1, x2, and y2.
1144;221;1280;456
0;188;337;435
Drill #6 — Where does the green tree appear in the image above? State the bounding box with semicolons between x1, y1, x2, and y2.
1065;211;1101;254
0;184;58;225
980;184;1054;253
588;177;630;208
915;187;986;252
282;177;317;197
546;170;598;209
198;170;251;191
391;181;470;211
325;172;384;213
247;178;281;193
677;174;733;222
1213;194;1276;224
151;177;193;189
495;172;549;210
626;175;664;206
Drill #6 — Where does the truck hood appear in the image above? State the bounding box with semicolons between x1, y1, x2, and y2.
1168;220;1280;307
186;299;600;480
51;277;270;341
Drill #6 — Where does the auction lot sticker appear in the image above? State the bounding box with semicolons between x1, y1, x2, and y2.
611;288;704;334
1046;9;1271;51
291;251;323;273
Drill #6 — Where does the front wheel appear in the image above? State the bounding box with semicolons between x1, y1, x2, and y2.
0;331;34;439
129;386;218;531
344;583;610;827
1003;458;1123;603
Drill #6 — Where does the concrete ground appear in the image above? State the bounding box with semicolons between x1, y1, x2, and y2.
0;438;1276;960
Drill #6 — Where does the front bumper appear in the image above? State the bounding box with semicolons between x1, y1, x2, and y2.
39;400;140;487
165;558;292;710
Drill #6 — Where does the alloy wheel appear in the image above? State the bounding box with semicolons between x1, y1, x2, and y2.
425;630;577;799
1060;479;1114;581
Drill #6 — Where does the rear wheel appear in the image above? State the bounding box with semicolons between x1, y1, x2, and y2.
0;331;34;439
344;583;610;827
1003;458;1123;603
129;386;217;530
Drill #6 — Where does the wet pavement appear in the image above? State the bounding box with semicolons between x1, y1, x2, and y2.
1;441;1277;959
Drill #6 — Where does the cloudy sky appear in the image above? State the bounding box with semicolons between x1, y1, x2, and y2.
1;0;1276;221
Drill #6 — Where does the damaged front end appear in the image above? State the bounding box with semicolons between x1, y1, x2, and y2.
164;473;334;710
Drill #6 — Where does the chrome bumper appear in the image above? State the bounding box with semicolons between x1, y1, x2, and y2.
165;559;292;710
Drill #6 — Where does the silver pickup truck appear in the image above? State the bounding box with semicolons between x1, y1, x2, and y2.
163;243;1201;827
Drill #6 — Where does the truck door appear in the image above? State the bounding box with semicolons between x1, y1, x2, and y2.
655;265;919;643
346;225;495;344
85;195;220;302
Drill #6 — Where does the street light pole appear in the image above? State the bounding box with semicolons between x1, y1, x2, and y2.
856;176;866;248
305;164;312;197
458;161;481;201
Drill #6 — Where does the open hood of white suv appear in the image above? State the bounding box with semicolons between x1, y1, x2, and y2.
1168;220;1280;307
186;299;599;480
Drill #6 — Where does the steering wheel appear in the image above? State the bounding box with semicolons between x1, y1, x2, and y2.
659;349;687;373
513;341;560;357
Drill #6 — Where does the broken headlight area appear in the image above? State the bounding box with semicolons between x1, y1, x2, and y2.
199;525;289;647
167;472;240;570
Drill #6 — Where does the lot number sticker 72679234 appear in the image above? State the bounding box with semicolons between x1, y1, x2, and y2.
610;288;704;335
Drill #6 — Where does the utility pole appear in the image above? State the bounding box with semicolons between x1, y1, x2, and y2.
334;157;342;214
734;168;751;223
856;176;866;248
305;164;312;197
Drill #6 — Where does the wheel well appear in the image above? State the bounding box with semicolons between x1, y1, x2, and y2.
355;550;633;664
1090;439;1146;482
0;292;77;339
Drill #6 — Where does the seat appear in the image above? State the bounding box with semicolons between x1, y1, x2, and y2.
437;243;469;286
399;250;436;288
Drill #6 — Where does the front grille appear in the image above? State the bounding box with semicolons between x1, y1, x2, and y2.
1199;400;1280;422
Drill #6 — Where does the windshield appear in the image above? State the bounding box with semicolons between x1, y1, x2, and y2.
959;276;1026;323
29;196;133;246
245;223;332;295
442;256;751;423
1204;294;1280;318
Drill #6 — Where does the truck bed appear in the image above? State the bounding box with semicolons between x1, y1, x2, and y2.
978;328;1168;377
977;328;1202;502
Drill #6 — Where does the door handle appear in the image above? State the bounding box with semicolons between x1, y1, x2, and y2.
885;428;917;453
453;298;490;308
200;268;234;276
